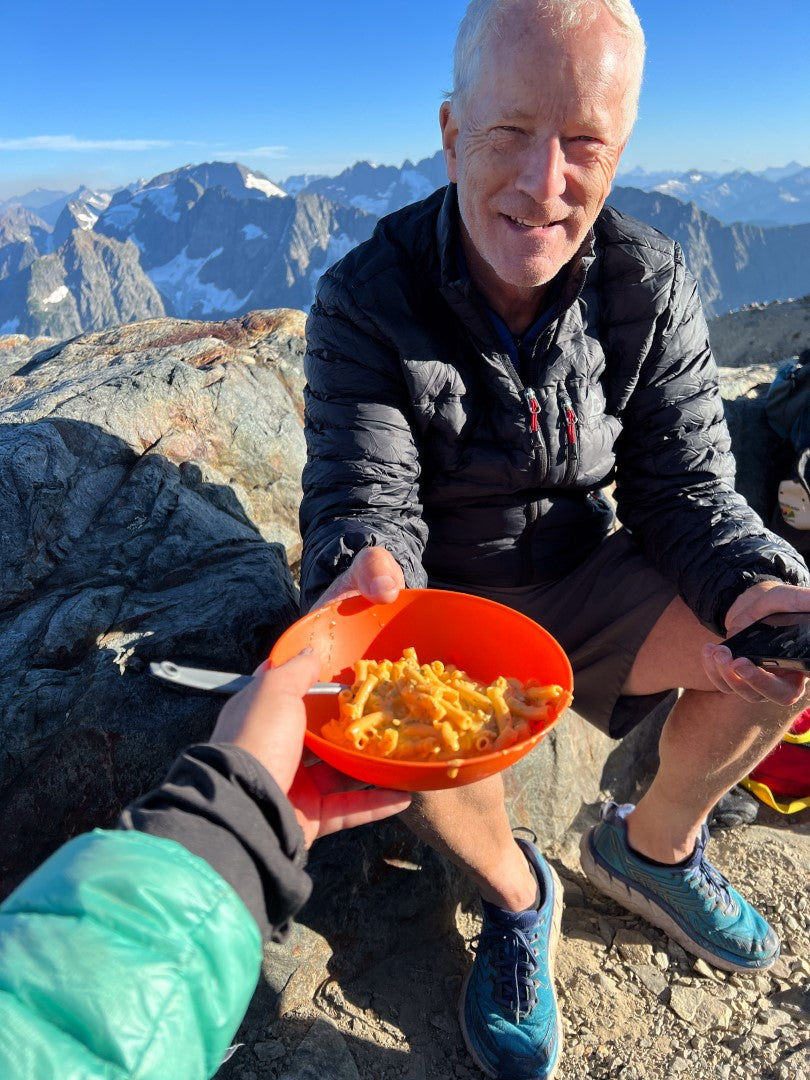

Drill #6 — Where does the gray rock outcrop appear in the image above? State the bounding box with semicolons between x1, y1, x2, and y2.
709;295;810;368
0;311;307;891
0;308;307;560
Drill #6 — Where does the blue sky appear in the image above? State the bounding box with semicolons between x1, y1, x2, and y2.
1;0;808;200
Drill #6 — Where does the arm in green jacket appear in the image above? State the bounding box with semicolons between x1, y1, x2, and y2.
0;744;312;1080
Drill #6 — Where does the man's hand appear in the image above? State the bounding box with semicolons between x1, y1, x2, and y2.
702;580;810;706
314;546;406;609
722;580;810;636
211;650;411;845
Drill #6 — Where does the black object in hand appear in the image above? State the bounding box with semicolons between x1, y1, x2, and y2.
724;612;810;673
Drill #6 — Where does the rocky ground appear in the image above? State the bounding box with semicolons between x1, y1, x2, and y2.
708;296;810;368
218;802;809;1080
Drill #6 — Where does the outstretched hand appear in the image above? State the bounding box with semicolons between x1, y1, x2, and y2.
313;546;406;609
211;649;411;845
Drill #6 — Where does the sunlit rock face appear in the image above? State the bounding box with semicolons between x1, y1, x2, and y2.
0;310;306;892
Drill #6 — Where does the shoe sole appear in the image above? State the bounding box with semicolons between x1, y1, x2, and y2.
579;830;778;973
458;864;564;1080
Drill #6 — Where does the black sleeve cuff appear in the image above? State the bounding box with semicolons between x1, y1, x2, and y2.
118;744;312;942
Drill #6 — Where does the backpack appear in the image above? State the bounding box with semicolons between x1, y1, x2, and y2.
776;449;810;531
741;707;810;814
764;348;810;552
741;349;810;814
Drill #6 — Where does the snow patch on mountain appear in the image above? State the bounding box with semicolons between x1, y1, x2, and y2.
276;173;327;196
72;190;113;230
139;185;181;221
105;184;180;225
350;190;395;216
400;169;436;202
657;180;689;198
245;172;287;199
74;208;99;230
148;246;249;316
308;233;358;289
42;286;70;306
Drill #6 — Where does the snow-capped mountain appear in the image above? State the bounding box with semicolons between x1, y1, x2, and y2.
103;162;287;231
94;161;375;319
0;186;115;229
49;189;114;249
0;207;52;289
614;164;810;226
2;154;810;338
0;161;376;334
275;172;328;197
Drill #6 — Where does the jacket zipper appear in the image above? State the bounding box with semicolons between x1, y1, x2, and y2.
523;386;548;484
502;332;549;488
558;387;579;484
525;386;541;439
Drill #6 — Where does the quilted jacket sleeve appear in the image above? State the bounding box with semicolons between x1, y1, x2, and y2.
0;745;313;1080
300;270;429;611
0;829;261;1080
613;246;810;633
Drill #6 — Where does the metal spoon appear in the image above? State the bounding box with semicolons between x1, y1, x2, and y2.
149;660;349;696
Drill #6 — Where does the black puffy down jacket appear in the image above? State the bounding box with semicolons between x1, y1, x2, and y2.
300;186;808;633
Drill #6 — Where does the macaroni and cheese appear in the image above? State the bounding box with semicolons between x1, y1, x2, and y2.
320;647;571;763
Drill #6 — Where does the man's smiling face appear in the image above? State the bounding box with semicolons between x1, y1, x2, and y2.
441;3;636;328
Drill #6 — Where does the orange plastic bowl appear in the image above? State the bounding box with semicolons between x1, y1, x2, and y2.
269;588;573;791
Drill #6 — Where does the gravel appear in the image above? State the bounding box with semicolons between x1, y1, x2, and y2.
219;811;809;1080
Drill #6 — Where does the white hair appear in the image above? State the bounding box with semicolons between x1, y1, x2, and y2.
449;0;646;137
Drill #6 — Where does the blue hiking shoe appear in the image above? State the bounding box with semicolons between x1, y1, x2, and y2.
580;802;780;972
459;839;563;1079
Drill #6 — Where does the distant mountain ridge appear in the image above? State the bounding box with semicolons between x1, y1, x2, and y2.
0;228;164;338
607;186;810;318
286;153;449;217
0;162;376;335
614;162;810;227
1;155;810;336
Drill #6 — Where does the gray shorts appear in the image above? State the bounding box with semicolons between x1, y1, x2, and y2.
429;528;678;739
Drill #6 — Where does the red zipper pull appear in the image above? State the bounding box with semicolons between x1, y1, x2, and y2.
525;388;540;433
565;405;577;446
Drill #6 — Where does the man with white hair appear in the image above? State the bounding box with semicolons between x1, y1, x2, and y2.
300;1;810;1076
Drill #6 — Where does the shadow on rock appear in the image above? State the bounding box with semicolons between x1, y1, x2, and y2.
219;817;479;1079
0;417;299;895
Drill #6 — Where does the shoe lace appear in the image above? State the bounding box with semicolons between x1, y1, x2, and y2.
684;857;736;916
471;923;541;1024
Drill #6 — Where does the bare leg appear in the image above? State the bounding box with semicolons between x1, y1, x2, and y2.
400;596;804;906
622;597;806;862
399;774;538;910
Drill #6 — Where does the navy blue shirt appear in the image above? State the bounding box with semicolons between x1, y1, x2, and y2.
456;247;561;382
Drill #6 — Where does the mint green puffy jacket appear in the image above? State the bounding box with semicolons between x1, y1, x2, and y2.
0;828;261;1079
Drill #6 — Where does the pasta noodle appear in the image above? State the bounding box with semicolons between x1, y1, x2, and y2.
320;647;572;763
